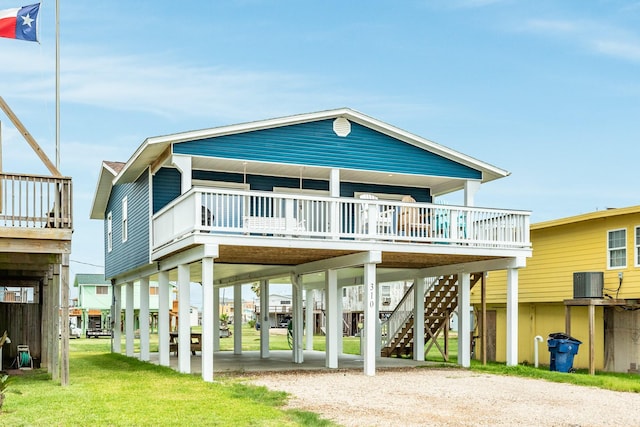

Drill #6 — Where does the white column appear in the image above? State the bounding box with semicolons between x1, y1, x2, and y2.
464;180;481;206
337;285;344;355
213;287;220;351
260;280;270;358
305;289;314;350
291;274;304;364
158;271;170;367
457;273;471;368
363;262;377;376
112;283;121;354
233;284;242;355
139;276;150;361
506;268;519;366
172;155;192;194
413;277;425;362
329;168;340;238
325;270;339;368
201;257;214;382
125;281;134;357
177;264;191;373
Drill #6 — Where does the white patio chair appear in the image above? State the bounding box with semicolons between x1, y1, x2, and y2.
359;194;394;235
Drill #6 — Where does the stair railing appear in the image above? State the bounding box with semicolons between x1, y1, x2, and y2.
380;276;440;349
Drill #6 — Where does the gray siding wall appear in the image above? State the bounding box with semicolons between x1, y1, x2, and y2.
105;170;151;278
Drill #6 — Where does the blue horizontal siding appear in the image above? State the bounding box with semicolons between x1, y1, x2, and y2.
173;120;480;180
105;170;151;278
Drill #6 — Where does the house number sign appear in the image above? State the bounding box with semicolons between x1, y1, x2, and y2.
369;282;375;308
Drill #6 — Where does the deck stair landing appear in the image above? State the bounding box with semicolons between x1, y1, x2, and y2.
381;273;481;359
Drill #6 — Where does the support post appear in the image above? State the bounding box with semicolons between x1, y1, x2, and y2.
112;283;122;354
260;280;270;358
363;262;377;376
413;277;425;362
158;271;170;366
481;272;487;365
233;283;242;355
60;253;69;386
506;267;519;366
125;282;134;357
305;289;314;350
589;304;595;375
202;257;214;382
213;287;220;352
291;273;304;363
326;269;339;368
139;277;150;361
177;264;191;373
51;263;60;380
458;273;471;368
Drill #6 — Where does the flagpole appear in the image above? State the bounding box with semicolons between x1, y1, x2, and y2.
55;0;60;169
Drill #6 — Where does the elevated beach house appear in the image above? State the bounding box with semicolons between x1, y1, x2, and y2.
89;108;531;381
0;97;72;384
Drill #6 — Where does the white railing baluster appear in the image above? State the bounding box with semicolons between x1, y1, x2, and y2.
151;187;531;249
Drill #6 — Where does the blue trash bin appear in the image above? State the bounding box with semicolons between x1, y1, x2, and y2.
547;332;581;372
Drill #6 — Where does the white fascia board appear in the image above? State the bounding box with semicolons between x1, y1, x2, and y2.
114;106;509;188
89;162;118;220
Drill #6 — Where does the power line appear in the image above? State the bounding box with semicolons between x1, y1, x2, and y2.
70;259;104;268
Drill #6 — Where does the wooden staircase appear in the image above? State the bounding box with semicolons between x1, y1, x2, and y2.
381;273;482;359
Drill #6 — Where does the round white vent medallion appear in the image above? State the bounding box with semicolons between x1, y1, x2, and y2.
333;117;351;137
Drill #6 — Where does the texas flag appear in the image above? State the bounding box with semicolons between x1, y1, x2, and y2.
0;3;40;42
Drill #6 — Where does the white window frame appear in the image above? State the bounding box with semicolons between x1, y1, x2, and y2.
122;197;128;243
635;226;640;267
107;212;113;252
607;228;626;269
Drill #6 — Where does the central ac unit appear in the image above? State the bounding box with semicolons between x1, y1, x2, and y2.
573;272;603;298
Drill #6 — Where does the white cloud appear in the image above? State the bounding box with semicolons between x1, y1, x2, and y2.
522;18;640;63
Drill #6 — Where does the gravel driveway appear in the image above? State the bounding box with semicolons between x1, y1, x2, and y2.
249;368;640;426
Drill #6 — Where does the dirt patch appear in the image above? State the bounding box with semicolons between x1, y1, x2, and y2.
248;368;640;426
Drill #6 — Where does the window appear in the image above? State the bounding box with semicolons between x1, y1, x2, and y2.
149;286;159;296
96;286;108;295
107;212;113;252
635;226;640;267
280;300;291;305
122;197;128;242
381;285;391;305
608;228;626;268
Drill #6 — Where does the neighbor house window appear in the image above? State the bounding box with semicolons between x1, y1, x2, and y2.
381;285;391;305
608;228;626;268
149;286;159;296
107;212;113;252
122;197;128;242
635;226;640;267
96;286;108;295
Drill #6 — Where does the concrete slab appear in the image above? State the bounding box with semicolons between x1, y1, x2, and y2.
146;350;434;376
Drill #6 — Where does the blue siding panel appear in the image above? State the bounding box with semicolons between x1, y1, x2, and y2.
105;170;151;278
153;167;181;213
174;120;481;180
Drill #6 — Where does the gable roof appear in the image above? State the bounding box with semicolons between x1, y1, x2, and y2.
532;205;640;231
73;273;110;287
90;108;510;218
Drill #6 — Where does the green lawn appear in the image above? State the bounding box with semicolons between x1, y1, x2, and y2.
3;326;639;425
1;328;337;426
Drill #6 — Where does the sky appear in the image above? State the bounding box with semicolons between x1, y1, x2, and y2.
1;0;639;301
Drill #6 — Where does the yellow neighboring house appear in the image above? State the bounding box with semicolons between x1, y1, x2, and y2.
472;205;640;373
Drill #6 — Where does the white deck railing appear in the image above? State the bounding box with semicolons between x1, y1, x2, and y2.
0;172;72;229
153;187;530;249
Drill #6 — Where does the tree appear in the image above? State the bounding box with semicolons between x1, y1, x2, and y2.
250;282;260;297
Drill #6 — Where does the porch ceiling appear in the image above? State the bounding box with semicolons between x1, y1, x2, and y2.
216;245;496;269
191;156;457;194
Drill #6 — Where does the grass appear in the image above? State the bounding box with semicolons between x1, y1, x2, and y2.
3;326;639;425
1;329;338;426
